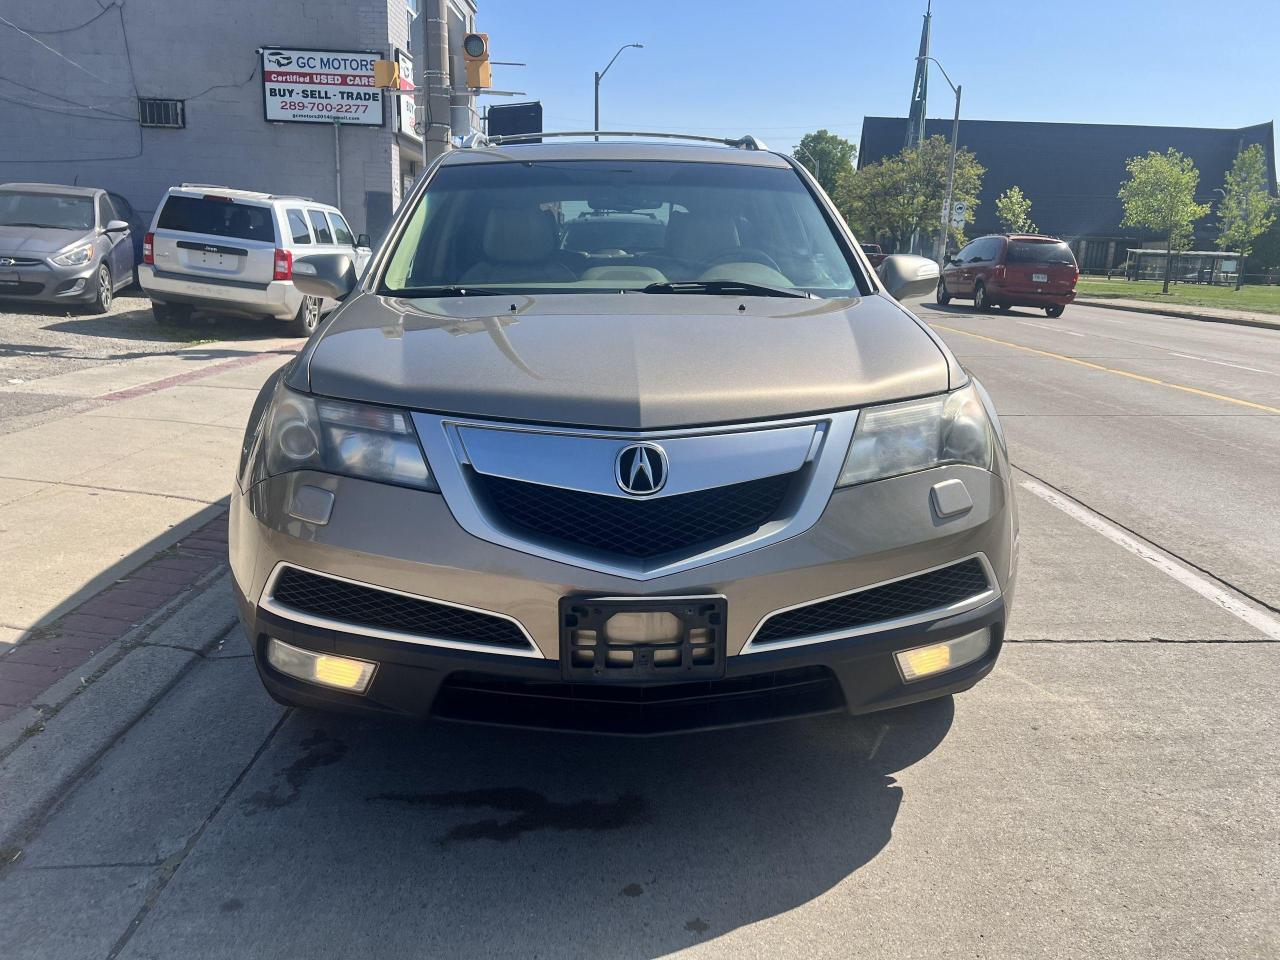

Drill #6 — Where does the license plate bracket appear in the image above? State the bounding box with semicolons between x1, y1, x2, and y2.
560;596;727;683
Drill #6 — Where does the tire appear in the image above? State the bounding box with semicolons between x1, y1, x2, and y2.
936;278;951;305
973;281;991;312
1045;304;1065;318
287;295;322;337
87;264;112;314
151;301;194;324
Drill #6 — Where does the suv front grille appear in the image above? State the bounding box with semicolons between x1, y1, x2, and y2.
270;567;530;649
474;471;794;560
753;558;991;645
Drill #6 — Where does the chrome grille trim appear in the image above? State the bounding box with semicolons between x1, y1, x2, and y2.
740;553;1000;654
412;410;860;580
259;562;546;659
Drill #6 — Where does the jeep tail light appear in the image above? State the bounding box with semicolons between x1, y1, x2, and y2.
143;232;154;265
273;248;293;281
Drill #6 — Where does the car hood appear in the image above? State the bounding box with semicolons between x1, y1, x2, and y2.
301;291;954;430
0;225;91;256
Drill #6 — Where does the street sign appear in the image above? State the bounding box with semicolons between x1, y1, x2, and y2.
393;49;421;142
949;200;967;228
260;48;384;125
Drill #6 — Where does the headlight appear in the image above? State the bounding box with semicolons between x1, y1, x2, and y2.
838;384;993;487
251;385;437;490
51;243;94;267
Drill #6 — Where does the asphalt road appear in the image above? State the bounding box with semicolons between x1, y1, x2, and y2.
3;299;1278;959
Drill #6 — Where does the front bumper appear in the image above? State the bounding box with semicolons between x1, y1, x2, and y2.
0;258;99;303
139;265;301;319
231;460;1016;733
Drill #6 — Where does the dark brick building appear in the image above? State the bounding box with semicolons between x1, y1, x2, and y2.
858;117;1276;271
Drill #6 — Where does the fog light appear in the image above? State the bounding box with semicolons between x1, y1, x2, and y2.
267;638;376;693
895;628;990;682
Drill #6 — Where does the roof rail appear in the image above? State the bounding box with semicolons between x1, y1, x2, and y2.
467;130;772;151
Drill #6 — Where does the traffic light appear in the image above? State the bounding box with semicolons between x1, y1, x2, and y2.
462;33;491;88
373;59;400;89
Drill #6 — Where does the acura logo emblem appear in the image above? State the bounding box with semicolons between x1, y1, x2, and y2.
615;443;668;496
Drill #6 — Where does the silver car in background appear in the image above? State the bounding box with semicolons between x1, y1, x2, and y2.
0;183;138;314
230;133;1017;735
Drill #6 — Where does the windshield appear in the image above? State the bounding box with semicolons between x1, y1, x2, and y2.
1007;239;1075;265
381;160;862;298
0;191;94;230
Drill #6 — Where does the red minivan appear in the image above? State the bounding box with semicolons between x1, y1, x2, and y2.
937;234;1079;317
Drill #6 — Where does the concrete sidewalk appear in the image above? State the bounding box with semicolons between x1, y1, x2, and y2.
0;334;296;721
1075;295;1280;331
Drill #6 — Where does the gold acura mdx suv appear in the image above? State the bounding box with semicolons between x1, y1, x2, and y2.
230;133;1017;734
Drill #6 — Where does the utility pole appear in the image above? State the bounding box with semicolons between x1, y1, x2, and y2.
420;0;452;166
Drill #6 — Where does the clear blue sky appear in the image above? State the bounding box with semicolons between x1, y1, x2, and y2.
481;0;1276;158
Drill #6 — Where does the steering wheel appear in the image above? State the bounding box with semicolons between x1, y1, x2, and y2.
704;248;783;272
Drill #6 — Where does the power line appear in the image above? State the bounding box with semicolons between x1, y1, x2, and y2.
0;73;136;120
0;12;111;83
9;3;117;35
0;89;133;123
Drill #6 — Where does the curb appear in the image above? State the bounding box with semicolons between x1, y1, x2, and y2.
1075;297;1280;332
0;570;241;851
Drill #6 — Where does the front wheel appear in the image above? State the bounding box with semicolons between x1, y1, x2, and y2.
87;264;112;314
1045;304;1065;318
287;295;322;337
936;278;951;305
973;282;991;312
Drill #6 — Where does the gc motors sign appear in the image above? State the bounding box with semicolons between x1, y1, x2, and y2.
261;47;383;125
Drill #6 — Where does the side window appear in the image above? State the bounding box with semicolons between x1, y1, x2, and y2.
955;241;973;262
327;212;355;246
308;210;333;244
972;238;994;262
97;195;113;227
287;209;312;245
108;193;133;221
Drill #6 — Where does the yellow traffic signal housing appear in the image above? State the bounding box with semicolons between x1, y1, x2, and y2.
461;33;491;88
373;59;400;89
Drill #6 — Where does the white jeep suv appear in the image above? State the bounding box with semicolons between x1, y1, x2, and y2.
139;185;372;335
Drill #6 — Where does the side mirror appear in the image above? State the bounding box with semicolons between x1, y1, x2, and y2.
103;219;130;234
877;254;941;300
947;256;962;265
292;253;358;301
355;233;372;249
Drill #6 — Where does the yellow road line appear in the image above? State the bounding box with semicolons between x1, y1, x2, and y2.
931;322;1280;415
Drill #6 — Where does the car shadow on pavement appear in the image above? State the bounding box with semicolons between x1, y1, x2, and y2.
40;305;279;345
166;698;954;958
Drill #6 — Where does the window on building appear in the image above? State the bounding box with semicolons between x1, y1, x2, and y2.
308;210;334;244
138;99;185;128
287;209;313;244
328;213;355;246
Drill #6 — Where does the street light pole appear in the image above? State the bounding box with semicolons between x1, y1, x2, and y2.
794;143;820;185
593;43;643;141
918;55;961;264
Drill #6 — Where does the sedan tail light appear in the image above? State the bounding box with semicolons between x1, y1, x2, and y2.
273;248;293;281
143;232;154;265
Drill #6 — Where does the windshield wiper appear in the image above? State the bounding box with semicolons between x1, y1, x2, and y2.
1;222;67;229
381;285;509;298
639;280;813;299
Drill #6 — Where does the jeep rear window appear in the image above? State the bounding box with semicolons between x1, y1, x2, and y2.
157;196;276;242
1007;240;1075;265
381;160;863;298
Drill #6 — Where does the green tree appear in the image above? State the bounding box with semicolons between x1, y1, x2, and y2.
792;129;857;198
1217;144;1278;288
995;186;1037;234
834;135;983;255
1117;148;1211;294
